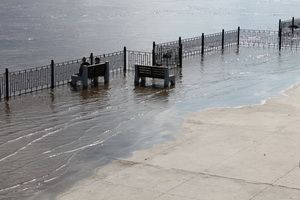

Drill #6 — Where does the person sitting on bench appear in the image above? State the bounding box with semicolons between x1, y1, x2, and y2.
78;57;90;76
95;57;100;64
71;57;90;86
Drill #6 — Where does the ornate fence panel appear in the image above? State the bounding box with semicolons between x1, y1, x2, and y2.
127;51;152;70
281;33;300;48
182;29;238;57
96;51;124;72
240;29;278;47
55;59;81;85
5;65;51;97
155;41;179;67
204;32;223;52
224;30;238;47
182;36;202;57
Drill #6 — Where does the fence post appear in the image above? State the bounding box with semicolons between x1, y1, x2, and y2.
222;29;225;50
90;53;94;65
152;41;156;66
51;60;55;89
292;17;295;35
237;26;240;46
179;37;183;68
201;33;205;56
278;19;281;37
123;46;127;73
5;68;9;101
279;26;282;51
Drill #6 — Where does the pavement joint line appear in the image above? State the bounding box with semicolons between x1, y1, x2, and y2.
272;164;299;187
153;171;200;200
154;192;200;200
115;159;300;192
248;185;270;200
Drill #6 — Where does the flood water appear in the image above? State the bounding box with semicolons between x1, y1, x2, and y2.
1;47;300;200
1;1;300;200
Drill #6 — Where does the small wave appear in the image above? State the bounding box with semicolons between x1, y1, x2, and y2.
49;139;105;158
0;128;63;163
44;177;58;183
0;178;36;193
0;184;21;193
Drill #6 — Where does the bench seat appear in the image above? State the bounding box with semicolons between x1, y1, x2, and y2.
134;65;175;87
70;62;109;88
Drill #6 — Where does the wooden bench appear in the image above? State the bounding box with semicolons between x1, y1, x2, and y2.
71;62;109;88
134;65;175;88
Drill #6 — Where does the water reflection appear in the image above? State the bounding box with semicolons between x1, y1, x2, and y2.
49;90;55;111
4;101;11;115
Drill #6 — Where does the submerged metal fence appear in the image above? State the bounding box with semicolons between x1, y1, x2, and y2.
169;29;239;58
2;19;300;100
154;40;180;67
127;50;152;70
55;59;81;85
4;65;52;98
240;29;279;47
239;28;300;48
96;51;124;72
182;36;202;56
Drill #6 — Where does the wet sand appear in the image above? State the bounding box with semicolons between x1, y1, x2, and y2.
56;83;300;200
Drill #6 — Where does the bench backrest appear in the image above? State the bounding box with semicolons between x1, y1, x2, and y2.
137;65;168;79
87;63;107;78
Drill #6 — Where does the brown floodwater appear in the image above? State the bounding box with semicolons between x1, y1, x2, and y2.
1;47;300;199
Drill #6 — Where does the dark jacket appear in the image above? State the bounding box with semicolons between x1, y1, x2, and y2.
79;62;90;76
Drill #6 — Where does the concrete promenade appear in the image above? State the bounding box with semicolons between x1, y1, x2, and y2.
57;85;300;200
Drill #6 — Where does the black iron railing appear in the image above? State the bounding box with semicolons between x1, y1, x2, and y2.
2;21;300;100
96;51;124;72
127;50;152;70
240;29;278;47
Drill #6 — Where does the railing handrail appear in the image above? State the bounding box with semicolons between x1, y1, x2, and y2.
240;28;278;33
96;50;123;58
156;40;179;47
7;64;51;74
127;50;152;54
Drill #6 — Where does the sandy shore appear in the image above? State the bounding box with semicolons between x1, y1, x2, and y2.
56;85;300;200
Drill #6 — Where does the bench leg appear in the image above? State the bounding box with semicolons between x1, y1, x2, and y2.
82;66;88;89
134;76;140;86
134;65;140;86
164;69;170;88
141;77;146;86
71;76;78;87
93;77;98;86
164;78;169;88
170;75;175;86
104;62;110;84
104;73;109;85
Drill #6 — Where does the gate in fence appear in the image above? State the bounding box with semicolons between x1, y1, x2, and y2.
153;40;181;67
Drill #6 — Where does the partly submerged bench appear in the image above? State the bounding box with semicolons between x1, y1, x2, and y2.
71;62;109;88
134;65;175;88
